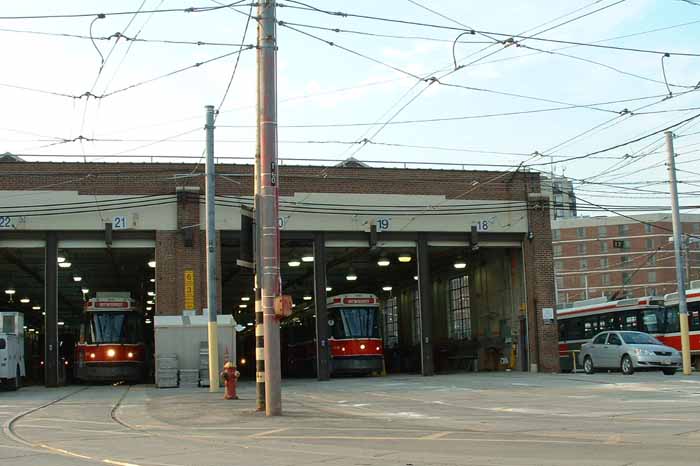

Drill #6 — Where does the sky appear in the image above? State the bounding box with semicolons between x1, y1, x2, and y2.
1;0;700;210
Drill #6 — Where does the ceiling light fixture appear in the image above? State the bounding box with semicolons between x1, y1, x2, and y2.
453;257;467;269
288;259;301;267
58;261;72;268
303;296;312;301
81;287;89;294
32;306;41;310
326;286;332;292
382;286;393;292
147;300;154;305
301;255;314;263
146;306;152;311
57;255;66;263
413;275;418;281
20;297;30;304
4;287;16;295
398;253;412;263
147;291;156;297
239;304;248;308
148;259;156;268
346;269;358;281
72;275;82;282
241;296;250;302
377;255;390;267
149;278;155;283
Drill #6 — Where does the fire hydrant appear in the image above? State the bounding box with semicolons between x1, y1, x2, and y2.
221;362;240;400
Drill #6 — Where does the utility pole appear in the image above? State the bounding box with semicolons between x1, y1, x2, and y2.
665;131;692;375
254;21;265;412
258;0;282;415
205;104;220;391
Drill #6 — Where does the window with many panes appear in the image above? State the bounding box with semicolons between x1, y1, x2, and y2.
600;241;608;253
552;229;560;241
579;275;587;288
448;276;471;340
620;255;630;266
601;273;611;285
553;245;562;256
619;224;630;235
411;289;421;345
622;271;632;284
649;255;657;266
577;243;587;255
645;224;653;234
600;257;609;268
382;297;399;348
556;277;564;290
576;227;585;238
645;238;654;250
580;259;588;270
648;287;657;296
598;225;607;237
694;223;700;233
648;270;657;282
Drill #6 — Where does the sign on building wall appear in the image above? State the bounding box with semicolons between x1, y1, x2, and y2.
184;270;195;310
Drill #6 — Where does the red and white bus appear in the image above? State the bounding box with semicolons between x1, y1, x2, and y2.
557;296;665;371
662;286;700;368
74;293;146;383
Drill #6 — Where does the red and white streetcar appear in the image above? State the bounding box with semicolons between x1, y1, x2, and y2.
74;292;146;383
662;283;700;368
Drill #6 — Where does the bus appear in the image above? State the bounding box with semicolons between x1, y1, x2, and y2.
662;284;700;369
557;296;665;372
282;293;384;376
74;293;146;383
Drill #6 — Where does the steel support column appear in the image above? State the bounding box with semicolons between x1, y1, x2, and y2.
44;232;59;387
313;232;331;380
417;234;434;376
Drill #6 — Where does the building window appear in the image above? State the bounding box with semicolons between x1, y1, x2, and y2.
577;243;587;255
556;277;564;290
648;287;657;296
448;276;471;340
553;245;562;257
619;224;630;235
554;261;563;272
579;275;587;288
648;271;657;283
576;227;585;238
649;255;657;266
620;255;630;266
600;241;608;253
600;257;609;268
645;238;654;250
694;223;700;233
645;224;653;234
598;225;607;237
601;273;611;285
580;259;588;270
382;297;399;348
552;229;560;241
411;290;421;346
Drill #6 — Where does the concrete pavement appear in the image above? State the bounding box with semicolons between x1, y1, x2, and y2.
2;372;700;465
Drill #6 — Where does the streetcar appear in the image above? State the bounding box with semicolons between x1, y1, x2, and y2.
557;296;665;372
74;292;146;383
662;282;700;369
282;293;384;376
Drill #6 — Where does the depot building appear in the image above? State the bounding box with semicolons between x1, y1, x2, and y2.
0;159;558;385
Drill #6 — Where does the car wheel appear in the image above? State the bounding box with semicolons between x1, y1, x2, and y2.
583;356;595;374
662;368;676;376
621;355;634;375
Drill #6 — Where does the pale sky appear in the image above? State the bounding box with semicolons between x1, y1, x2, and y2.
1;0;700;209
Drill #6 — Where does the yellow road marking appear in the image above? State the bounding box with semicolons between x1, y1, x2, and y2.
103;459;142;466
421;431;451;440
247;427;290;438
39;444;92;460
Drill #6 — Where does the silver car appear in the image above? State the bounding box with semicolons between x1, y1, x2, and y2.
580;331;681;375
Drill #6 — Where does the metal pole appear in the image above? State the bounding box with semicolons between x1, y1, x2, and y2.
44;232;59;387
258;0;282;415
205;104;220;391
665;131;692;375
254;21;265;411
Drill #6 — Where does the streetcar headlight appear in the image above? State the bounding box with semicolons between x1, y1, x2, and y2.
360;344;366;350
341;347;346;352
107;349;116;358
90;353;96;359
376;346;381;351
127;352;134;359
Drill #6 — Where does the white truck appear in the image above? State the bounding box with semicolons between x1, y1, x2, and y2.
0;312;25;390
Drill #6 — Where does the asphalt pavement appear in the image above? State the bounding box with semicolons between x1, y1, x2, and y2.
2;371;700;466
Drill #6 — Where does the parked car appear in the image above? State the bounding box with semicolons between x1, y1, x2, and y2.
581;331;681;375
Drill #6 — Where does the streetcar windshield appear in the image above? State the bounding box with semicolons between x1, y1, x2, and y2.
88;312;141;344
331;307;380;339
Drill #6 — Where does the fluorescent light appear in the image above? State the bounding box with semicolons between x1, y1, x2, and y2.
32;305;41;310
58;261;71;268
241;296;250;302
346;270;358;281
147;300;154;305
72;275;82;282
326;286;332;292
57;256;66;263
382;286;393;291
147;291;156;297
20;298;30;304
288;259;301;267
58;321;65;326
81;288;89;294
146;306;152;311
149;278;155;283
413;275;418;281
301;255;314;262
398;254;412;263
292;303;296;308
377;256;390;267
42;312;45;316
4;287;16;295
247;322;254;326
303;296;312;301
145;319;152;324
148;260;156;268
239;304;248;308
